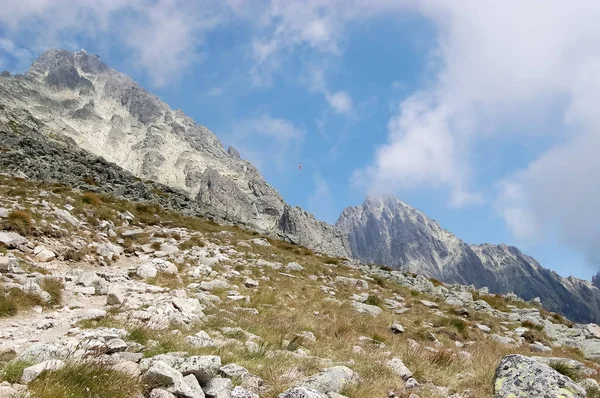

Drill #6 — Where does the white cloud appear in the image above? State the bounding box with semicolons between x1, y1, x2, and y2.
349;0;600;271
0;0;234;86
325;91;353;114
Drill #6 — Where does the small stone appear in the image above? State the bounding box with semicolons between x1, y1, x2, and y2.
106;338;128;353
298;366;360;394
150;389;177;398
183;374;205;398
286;262;304;271
231;386;259;398
277;386;327;398
387;358;412;381
391;322;404;334
203;378;233;398
418;300;438;308
475;324;491;334
405;378;420;390
176;355;221;382
250;238;271;247
35;248;56;263
244;278;259;288
351;301;382;317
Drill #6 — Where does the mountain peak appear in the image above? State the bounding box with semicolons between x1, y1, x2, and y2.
26;48;109;81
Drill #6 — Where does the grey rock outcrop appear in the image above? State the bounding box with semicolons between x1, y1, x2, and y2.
0;48;350;258
336;196;600;324
493;354;586;398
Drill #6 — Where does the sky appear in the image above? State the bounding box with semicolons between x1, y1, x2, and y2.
1;0;599;281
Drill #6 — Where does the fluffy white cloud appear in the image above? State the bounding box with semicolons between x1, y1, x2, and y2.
0;0;233;86
351;0;600;269
325;91;353;114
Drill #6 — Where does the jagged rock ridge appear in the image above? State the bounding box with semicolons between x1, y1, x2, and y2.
0;49;349;257
336;195;600;324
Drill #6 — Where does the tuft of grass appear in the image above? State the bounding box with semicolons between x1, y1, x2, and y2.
587;387;600;398
146;272;183;289
81;191;102;206
63;248;88;262
521;320;544;331
150;241;162;251
371;275;388;288
40;278;64;306
0;285;44;317
522;329;549;346
178;236;205;250
127;326;152;345
2;210;34;235
1;359;33;383
364;295;384;308
548;361;582;382
28;361;142;398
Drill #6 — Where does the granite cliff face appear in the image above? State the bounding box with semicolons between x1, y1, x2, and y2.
0;49;349;257
336;196;600;324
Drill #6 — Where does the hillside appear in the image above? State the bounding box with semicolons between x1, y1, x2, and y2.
0;174;599;398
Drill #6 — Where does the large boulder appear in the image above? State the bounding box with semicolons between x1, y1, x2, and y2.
493;354;586;398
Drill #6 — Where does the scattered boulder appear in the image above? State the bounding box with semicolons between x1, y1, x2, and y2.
21;359;65;384
297;366;360;394
176;356;221;383
203;377;233;398
351;301;382;317
387;358;413;381
493;354;586;398
278;387;327;398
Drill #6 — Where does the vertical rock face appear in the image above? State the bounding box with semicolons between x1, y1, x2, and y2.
593;272;600;289
0;48;350;258
336;196;600;324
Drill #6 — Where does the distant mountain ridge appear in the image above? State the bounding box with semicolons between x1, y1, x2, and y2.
0;48;350;257
336;196;600;324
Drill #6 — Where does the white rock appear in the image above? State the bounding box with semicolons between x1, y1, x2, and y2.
0;231;29;249
203;378;233;398
351;301;382;317
21;359;65;383
250;238;270;247
391;322;405;334
137;262;158;278
35;248;56;263
476;324;492;334
387;358;412;381
286;262;304;271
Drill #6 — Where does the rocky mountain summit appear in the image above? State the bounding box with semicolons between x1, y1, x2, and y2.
0;173;599;398
336;196;600;325
0;48;349;258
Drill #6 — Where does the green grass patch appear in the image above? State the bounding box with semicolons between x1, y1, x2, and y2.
1;359;33;383
28;361;142;398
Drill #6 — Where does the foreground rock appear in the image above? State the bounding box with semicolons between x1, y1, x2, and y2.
493;354;586;398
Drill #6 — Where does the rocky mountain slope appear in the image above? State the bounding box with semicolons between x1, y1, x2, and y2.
0;48;349;258
0;173;599;398
336;196;600;325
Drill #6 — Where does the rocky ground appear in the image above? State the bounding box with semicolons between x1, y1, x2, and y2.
0;173;599;398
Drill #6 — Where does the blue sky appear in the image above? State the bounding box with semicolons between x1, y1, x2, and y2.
2;1;599;281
